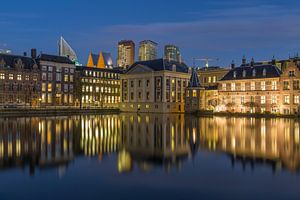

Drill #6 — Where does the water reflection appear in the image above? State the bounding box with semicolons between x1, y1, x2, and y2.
0;115;299;175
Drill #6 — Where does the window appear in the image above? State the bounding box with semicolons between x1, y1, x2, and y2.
131;81;134;87
284;95;290;104
0;73;4;80
9;74;13;80
64;68;69;73
48;73;52;81
241;96;245;104
56;84;61;92
294;96;300;104
193;90;197;97
146;80;150;87
231;83;236;91
213;76;217;83
208;76;212;83
261;96;266;104
271;96;277;104
42;73;47;81
138;80;142;87
283;81;290;90
263;68;267;77
47;94;52;103
251;82;255;90
272;81;277;90
242;70;246;77
146;92;150;100
17;74;22;81
48;83;52;92
42;66;47;71
56;73;61;82
42;83;46;92
261;81;266;91
233;71;237;78
56;67;62;72
293;80;300;90
241;82;245;91
222;83;227;91
289;71;295;77
64;84;68;92
48;66;53;72
64;75;69;82
70;75;74;82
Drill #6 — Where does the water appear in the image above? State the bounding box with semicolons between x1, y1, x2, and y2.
0;114;299;200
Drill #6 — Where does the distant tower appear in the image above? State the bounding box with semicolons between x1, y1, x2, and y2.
58;36;78;64
164;45;181;62
117;40;135;68
139;40;157;61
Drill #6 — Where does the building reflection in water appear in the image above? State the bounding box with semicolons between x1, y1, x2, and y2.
0;115;299;175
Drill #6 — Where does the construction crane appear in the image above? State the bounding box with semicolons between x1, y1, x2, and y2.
193;57;220;69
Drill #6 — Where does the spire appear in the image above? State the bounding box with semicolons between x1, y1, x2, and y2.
188;68;201;88
242;55;246;65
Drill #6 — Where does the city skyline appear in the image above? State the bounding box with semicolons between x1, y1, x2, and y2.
0;0;300;67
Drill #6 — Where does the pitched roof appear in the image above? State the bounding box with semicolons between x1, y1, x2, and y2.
0;53;38;69
38;54;74;64
188;68;201;87
221;65;282;81
128;59;189;73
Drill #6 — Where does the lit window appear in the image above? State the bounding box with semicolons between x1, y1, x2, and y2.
251;82;255;90
17;74;22;81
294;96;300;104
48;83;52;92
213;76;217;83
241;82;245;91
222;83;227;91
64;75;69;82
271;96;277;104
231;83;236;91
241;96;245;104
193;90;197;97
0;73;5;80
283;81;290;90
284;95;290;104
9;74;13;80
261;96;266;104
261;81;266;91
272;81;277;90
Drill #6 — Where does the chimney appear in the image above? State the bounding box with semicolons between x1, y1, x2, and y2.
23;52;27;57
31;48;37;59
231;60;235;69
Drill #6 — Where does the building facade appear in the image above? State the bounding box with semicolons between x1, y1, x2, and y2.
218;60;300;115
38;54;76;107
75;66;122;108
197;66;230;87
164;45;181;63
138;40;157;61
120;59;191;113
117;40;135;68
0;53;40;107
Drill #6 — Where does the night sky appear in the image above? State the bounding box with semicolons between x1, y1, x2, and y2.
1;0;300;67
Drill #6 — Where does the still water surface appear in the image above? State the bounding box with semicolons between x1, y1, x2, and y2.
0;114;299;200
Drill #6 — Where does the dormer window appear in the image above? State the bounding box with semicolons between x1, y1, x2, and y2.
263;68;267;77
252;69;256;77
233;71;237;78
242;70;246;78
289;71;295;77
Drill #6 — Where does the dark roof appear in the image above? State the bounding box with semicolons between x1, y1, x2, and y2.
128;59;189;73
0;53;38;70
221;65;282;81
38;54;74;64
188;68;202;87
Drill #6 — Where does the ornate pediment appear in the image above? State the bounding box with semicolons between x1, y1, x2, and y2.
127;64;153;74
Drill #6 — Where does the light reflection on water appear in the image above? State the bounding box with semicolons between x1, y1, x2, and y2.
0;114;299;199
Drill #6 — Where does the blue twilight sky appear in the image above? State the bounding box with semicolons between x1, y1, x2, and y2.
0;0;300;67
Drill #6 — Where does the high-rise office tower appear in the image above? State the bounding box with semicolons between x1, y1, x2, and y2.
138;40;157;61
164;45;181;62
58;36;78;64
117;40;135;68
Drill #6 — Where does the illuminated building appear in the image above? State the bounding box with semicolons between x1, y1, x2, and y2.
120;59;191;113
218;58;300;115
37;54;76;107
138;40;157;61
75;66;122;108
164;44;181;63
87;52;113;68
0;52;40;107
58;36;79;65
117;40;135;69
197;66;230;87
